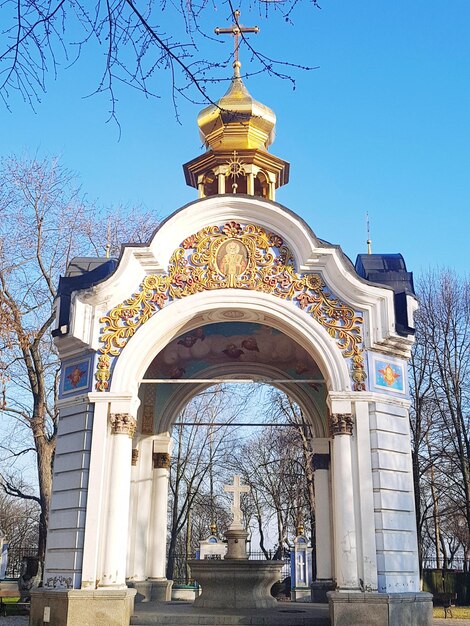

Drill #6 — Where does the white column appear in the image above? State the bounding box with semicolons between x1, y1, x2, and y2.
100;413;136;587
312;439;332;580
353;401;378;591
81;399;111;589
148;434;172;580
331;413;359;590
128;437;154;581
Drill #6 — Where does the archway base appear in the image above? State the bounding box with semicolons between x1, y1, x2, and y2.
31;587;136;626
328;591;433;626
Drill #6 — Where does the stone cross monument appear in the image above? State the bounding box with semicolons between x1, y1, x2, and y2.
224;475;250;529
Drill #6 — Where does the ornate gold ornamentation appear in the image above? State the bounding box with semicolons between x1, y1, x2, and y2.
96;223;365;390
153;452;171;469
95;354;111;392
141;405;154;435
131;448;139;466
109;413;137;437
351;354;367;392
226;151;245;193
329;413;354;437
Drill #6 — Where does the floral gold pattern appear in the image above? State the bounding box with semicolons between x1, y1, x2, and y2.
95;223;365;390
351;354;367;392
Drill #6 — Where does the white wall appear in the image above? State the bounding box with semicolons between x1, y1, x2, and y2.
43;401;94;589
370;400;420;593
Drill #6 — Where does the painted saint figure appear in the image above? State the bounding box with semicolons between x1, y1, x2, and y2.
219;240;247;287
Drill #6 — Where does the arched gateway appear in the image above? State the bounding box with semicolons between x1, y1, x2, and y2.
31;31;432;626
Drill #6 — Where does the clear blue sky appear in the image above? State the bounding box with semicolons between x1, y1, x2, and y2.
1;1;469;277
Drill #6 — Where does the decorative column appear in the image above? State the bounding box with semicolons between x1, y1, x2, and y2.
217;172;226;194
310;438;335;602
197;176;205;198
330;413;359;590
100;413;136;587
246;172;254;195
148;435;173;601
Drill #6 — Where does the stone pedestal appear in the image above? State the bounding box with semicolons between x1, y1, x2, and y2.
188;559;283;609
149;578;173;602
30;587;136;626
311;580;336;603
327;591;433;626
225;528;248;559
128;581;152;603
129;578;172;603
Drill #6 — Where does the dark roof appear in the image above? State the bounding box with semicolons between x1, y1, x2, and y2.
53;257;118;336
355;253;415;336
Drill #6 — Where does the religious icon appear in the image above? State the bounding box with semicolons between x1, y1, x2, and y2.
67;366;86;388
62;358;91;395
374;359;405;392
378;363;401;386
216;238;249;287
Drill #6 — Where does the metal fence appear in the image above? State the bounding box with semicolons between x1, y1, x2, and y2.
422;558;470;572
2;547;38;579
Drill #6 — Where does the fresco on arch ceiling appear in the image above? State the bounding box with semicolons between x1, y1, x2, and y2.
145;322;323;384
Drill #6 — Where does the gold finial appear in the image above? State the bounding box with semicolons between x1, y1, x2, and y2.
226;150;245;193
297;522;304;536
215;9;259;77
210;521;218;536
366;212;372;255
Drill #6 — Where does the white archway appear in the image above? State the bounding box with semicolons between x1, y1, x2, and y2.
110;289;351;400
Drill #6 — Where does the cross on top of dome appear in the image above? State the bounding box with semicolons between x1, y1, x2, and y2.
214;10;259;77
182;9;290;200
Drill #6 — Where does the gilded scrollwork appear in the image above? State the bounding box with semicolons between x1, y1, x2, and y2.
351;353;367;392
95;223;366;390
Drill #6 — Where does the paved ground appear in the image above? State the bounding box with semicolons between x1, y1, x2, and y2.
1;610;469;625
131;601;330;625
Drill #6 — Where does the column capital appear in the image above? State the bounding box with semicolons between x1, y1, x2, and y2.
329;413;354;437
109;413;137;437
313;453;330;471
153;452;170;469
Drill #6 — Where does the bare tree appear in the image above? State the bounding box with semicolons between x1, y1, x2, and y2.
234;405;315;558
0;154;156;559
0;490;39;552
0;1;319;121
166;384;251;581
410;269;470;571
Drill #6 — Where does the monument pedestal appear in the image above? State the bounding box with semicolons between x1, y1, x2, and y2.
30;587;136;626
327;591;433;626
188;559;283;609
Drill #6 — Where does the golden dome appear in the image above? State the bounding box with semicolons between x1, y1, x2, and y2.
197;62;276;151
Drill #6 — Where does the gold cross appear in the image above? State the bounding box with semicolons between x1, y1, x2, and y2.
215;10;259;67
